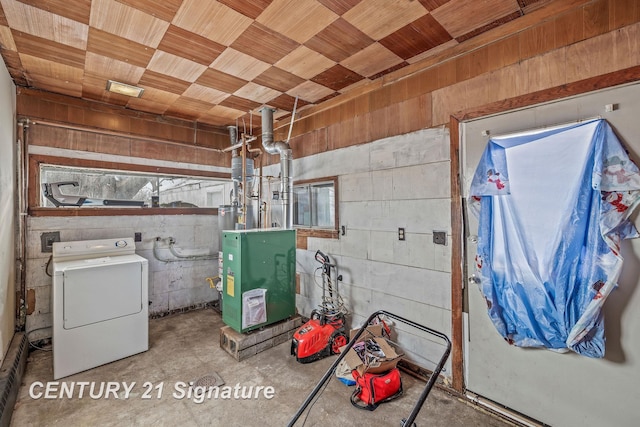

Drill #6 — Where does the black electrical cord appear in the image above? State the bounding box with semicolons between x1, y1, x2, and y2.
45;254;53;277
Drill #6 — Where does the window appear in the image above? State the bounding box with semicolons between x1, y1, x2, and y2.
293;178;337;230
206;188;225;207
39;164;231;209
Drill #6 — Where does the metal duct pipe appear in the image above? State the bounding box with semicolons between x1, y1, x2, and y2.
280;147;293;229
260;107;275;153
260;107;293;229
227;125;238;146
232;181;239;206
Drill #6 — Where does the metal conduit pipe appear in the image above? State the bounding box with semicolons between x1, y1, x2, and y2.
228;126;240;206
168;237;215;259
260;107;293;229
153;237;217;263
464;392;541;427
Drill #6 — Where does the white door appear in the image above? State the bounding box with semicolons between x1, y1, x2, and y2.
461;83;640;426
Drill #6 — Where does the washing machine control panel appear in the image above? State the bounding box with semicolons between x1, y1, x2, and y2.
53;237;136;260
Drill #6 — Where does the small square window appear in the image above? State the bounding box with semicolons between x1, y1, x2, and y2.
293;178;337;230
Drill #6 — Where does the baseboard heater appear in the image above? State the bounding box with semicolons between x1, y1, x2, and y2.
0;333;28;427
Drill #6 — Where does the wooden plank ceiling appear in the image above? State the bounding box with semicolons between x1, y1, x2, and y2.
0;0;548;129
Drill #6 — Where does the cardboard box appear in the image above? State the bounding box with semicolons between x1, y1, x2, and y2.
349;325;383;341
343;326;403;375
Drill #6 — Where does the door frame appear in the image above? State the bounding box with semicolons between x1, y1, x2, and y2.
448;64;640;393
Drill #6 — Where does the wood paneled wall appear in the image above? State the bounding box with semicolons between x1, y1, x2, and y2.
270;0;640;167
26;122;231;168
17;87;232;165
14;0;640;170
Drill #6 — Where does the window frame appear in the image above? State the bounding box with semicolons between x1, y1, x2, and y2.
29;154;229;216
292;176;339;240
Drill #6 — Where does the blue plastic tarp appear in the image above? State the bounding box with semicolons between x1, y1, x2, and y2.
469;119;640;357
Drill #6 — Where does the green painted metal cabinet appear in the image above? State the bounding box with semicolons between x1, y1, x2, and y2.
222;229;296;333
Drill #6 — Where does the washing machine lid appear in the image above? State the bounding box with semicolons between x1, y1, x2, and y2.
61;257;145;329
53;237;136;262
53;253;147;274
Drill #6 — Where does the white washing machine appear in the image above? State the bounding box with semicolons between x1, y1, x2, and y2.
52;237;148;380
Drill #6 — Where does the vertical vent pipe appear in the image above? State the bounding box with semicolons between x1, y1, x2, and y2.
260;107;293;229
228;125;238;147
228;126;239;206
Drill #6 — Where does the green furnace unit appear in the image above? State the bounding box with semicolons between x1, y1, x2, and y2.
222;228;296;333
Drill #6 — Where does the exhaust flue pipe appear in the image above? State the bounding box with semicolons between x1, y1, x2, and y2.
227;125;238;146
261;107;293;229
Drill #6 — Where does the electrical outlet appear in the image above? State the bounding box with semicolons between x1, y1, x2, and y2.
134;232;142;242
41;231;60;252
433;231;447;246
398;228;405;241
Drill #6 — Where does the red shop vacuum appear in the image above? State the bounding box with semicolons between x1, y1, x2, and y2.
291;250;348;363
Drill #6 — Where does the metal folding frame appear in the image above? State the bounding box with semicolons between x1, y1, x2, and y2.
288;310;452;426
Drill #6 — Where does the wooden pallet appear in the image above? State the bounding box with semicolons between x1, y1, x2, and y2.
219;316;302;361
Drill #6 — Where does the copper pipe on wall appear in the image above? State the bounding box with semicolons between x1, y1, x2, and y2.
247;146;263;228
16;118;29;329
241;133;247;230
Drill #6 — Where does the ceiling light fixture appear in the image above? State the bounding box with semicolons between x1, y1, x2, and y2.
106;80;144;98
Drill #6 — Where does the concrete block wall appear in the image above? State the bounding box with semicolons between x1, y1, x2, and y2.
26;215;220;341
270;127;453;374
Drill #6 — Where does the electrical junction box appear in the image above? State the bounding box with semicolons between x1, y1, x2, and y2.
41;231;61;252
433;231;447;245
222;229;296;334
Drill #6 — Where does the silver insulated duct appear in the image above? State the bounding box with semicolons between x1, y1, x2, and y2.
227;125;238;147
260;107;293;229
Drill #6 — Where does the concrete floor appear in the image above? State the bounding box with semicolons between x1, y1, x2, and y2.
11;308;513;427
